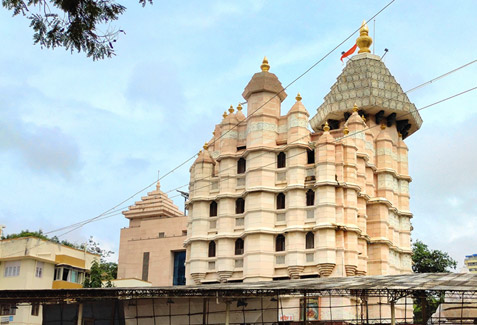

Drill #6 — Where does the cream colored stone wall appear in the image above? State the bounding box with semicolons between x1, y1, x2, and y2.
186;57;416;284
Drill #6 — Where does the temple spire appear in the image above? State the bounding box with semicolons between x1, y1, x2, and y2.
357;20;372;54
261;56;270;72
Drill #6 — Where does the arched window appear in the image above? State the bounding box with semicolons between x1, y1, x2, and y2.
306;189;315;206
277;152;286;168
276;193;285;210
276;235;285;252
237;158;246;174
235;238;244;255
307;149;315;164
209;201;217;217
235;198;245;214
306;232;314;249
208;241;216;257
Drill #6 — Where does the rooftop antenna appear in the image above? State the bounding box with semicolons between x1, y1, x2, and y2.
177;190;189;215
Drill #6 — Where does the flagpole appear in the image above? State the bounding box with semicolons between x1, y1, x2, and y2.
373;19;376;54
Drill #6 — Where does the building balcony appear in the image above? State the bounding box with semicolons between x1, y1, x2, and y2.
52;280;83;289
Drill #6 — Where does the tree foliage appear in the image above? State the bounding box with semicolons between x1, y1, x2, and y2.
2;0;153;60
2;229;81;249
411;240;457;324
83;259;117;288
412;240;457;273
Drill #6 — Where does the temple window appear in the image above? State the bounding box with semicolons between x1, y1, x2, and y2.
276;235;286;252
237;158;246;174
307;149;315;164
277;152;286;168
235;198;245;214
306;232;315;249
235;238;244;255
276;193;285;210
209;201;217;217
306;189;315;206
208;241;216;257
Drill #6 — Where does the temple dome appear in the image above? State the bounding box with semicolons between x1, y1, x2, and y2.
242;57;287;102
310;53;423;137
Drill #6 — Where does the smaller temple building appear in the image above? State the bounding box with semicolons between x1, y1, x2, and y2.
118;181;187;286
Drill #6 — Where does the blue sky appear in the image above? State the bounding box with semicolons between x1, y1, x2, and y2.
0;0;476;268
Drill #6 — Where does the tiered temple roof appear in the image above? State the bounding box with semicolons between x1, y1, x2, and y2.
123;181;183;219
310;22;422;138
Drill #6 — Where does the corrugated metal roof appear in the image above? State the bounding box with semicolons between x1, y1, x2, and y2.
1;273;476;303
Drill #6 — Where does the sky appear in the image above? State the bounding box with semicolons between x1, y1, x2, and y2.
0;0;476;269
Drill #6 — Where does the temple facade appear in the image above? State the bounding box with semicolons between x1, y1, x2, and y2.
185;22;422;285
118;182;187;286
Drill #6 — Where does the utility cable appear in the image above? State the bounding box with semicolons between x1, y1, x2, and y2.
167;86;476;201
164;62;477;198
36;0;398;238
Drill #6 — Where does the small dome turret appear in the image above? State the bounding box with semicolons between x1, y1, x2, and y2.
242;57;287;102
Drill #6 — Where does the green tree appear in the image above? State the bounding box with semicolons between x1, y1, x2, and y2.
412;240;457;273
83;260;117;288
412;240;457;324
82;236;117;288
2;0;152;60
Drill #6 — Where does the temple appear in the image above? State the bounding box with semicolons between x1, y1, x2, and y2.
118;181;187;286
184;21;422;285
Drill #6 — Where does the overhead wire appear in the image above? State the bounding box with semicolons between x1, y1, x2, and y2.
163;61;477;198
4;68;475;259
36;0;398;238
167;86;476;201
40;58;477;241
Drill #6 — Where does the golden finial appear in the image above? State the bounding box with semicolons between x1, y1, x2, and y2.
223;111;227;118
203;142;209;150
261;56;270;72
296;92;302;101
361;115;366;122
344;126;349;135
352;103;359;112
356;20;372;54
212;130;216;136
323;121;330;132
198;150;202;155
380;124;386;130
237;103;243;111
228;105;234;114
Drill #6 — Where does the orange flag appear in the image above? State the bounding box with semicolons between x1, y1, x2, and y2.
340;43;358;62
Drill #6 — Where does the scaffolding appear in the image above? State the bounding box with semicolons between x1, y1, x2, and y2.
1;273;476;324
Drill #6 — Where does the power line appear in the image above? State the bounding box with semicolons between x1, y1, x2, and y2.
164;62;477;198
404;60;476;94
47;61;477;237
37;0;398;239
167;86;476;201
